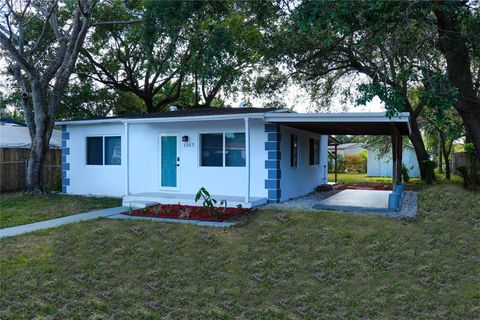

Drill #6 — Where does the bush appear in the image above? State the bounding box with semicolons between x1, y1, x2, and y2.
456;166;469;188
402;164;410;182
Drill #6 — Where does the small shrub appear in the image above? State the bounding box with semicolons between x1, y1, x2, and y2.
457;166;469;188
402;164;411;182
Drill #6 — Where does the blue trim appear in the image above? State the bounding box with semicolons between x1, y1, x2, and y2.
265;160;280;169
62;163;70;170
62;155;67;163
268;151;281;160
61;127;69;194
265;124;281;202
62;170;67;178
62;186;67;193
267;132;280;142
264;124;278;133
62;140;67;148
268;169;281;179
62;178;70;186
62;147;70;155
265;179;280;189
61;132;70;140
61;125;67;132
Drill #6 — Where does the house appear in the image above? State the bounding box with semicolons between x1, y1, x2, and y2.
328;142;365;157
367;144;420;178
0;118;62;149
57;108;411;209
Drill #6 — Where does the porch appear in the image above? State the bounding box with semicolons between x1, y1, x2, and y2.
123;192;267;209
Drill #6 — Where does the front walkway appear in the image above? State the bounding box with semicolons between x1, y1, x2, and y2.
0;207;127;238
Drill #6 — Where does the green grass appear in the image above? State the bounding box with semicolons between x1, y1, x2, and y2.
0;184;479;318
0;193;122;228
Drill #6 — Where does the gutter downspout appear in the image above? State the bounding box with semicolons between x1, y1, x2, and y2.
124;122;129;196
244;117;250;204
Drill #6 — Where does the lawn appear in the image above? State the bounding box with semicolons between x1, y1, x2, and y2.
0;184;479;318
0;193;122;228
329;172;461;188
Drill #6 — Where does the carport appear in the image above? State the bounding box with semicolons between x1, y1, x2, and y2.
264;112;411;211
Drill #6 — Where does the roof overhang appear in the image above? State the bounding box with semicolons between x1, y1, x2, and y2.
264;112;411;136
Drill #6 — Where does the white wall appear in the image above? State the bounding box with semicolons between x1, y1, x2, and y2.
66;123;125;197
279;125;328;201
127;118;268;198
367;146;420;178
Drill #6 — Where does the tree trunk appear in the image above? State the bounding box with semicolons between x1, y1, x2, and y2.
438;132;443;173
409;119;430;180
439;134;451;180
25;83;55;193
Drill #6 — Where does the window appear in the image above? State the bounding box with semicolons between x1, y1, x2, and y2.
86;136;121;165
86;137;103;165
290;134;298;167
309;138;320;165
200;132;246;167
201;133;223;167
225;133;246;167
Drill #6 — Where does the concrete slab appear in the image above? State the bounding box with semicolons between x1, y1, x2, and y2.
313;189;393;213
107;213;236;228
0;206;127;239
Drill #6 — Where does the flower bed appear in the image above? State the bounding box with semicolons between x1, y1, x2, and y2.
127;204;250;222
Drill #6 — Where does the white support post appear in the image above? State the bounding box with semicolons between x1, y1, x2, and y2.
124;122;129;196
244;117;250;204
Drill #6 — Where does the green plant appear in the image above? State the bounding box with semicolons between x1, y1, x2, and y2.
402;164;411;182
153;205;163;215
236;204;243;209
179;207;191;219
422;160;437;184
127;205;135;215
195;187;228;217
219;199;228;213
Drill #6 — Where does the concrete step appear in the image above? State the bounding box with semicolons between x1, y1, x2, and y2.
122;200;159;209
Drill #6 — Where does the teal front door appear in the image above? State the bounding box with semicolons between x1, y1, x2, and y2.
160;134;179;190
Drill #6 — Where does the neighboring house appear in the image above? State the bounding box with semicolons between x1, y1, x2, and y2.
0;118;62;149
57;108;411;208
0;118;62;192
328;142;365;157
367;144;420;178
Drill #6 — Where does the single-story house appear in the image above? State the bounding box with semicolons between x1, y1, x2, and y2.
0;118;62;149
57;107;411;209
327;142;365;157
367;144;420;178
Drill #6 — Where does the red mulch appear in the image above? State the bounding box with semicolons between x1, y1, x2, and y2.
334;183;413;191
127;204;250;222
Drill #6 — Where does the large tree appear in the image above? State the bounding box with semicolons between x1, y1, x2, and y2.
0;0;136;192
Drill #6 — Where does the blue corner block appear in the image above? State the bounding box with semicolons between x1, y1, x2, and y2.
62;178;70;186
62;140;67;148
265;123;278;133
268;169;281;179
265;160;280;169
268;189;281;200
265;141;279;151
61;132;70;140
61;125;67;132
62;170;67;178
62;155;67;163
62;147;70;155
62;186;67;193
62;163;70;170
265;179;280;189
267;132;280;142
268;151;281;160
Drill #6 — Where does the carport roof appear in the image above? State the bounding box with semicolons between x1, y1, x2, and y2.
264;112;411;135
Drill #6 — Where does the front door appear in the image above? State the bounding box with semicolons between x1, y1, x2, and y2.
159;134;179;191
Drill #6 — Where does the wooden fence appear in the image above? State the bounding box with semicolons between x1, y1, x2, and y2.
0;148;62;193
452;152;472;173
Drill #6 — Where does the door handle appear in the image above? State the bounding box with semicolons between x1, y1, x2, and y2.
176;157;180;166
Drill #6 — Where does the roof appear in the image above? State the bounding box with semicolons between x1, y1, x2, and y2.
334;143;365;150
57;107;284;124
0;118;27;127
0;125;61;149
56;107;411;136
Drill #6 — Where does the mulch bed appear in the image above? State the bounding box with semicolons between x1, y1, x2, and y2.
127;204;250;222
334;183;414;191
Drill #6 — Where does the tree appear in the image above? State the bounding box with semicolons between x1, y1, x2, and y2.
273;1;437;179
0;0;136;192
433;1;480;159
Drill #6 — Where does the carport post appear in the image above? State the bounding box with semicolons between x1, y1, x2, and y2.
334;144;338;183
244;117;250;204
391;126;402;190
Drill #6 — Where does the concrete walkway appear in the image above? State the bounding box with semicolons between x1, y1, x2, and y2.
0;207;127;239
314;189;392;212
107;213;236;228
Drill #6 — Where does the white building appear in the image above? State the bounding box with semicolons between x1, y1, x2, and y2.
367;144;420;178
328;142;365;157
57;108;411;208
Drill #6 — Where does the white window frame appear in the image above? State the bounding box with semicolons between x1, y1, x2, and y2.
199;131;246;168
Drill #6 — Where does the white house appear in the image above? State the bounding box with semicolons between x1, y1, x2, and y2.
57;108;412;208
367;144;420;178
0;118;62;149
328;142;365;157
